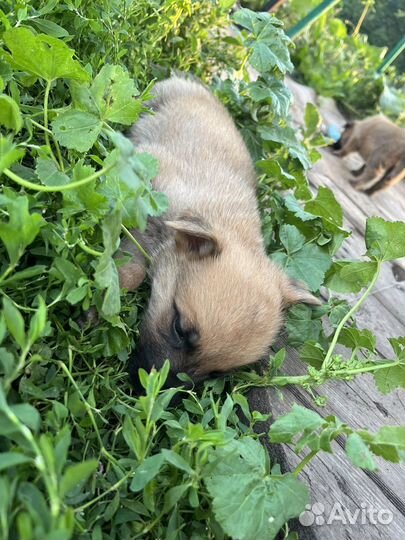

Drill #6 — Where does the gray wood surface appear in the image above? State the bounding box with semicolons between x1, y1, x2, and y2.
248;78;405;540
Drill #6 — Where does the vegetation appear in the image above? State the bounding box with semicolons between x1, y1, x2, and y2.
339;0;405;73
0;2;404;539
280;0;405;117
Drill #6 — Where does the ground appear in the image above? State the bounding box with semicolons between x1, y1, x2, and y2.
248;77;405;540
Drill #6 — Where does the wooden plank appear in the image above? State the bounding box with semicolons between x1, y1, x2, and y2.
248;384;405;540
310;151;405;264
272;343;405;495
251;77;405;539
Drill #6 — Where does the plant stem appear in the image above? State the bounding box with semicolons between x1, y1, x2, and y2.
3;164;113;192
121;225;151;262
322;261;381;371
74;472;131;512
270;359;401;387
58;357;122;470
2;396;61;520
293;450;318;477
353;0;373;37
31;118;65;170
78;239;102;257
234;357;401;392
3;344;31;392
0;263;17;287
43;80;52;152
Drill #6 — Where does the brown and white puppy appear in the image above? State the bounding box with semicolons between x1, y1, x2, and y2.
334;114;405;194
121;76;319;388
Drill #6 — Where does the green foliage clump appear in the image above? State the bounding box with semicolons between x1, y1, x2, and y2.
0;3;405;540
280;0;403;116
339;0;405;73
0;0;239;87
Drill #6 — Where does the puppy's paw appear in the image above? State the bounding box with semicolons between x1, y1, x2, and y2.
118;262;146;291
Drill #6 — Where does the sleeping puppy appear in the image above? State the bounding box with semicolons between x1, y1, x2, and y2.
120;76;319;388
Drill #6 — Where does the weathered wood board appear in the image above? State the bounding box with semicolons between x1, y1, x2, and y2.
248;78;405;540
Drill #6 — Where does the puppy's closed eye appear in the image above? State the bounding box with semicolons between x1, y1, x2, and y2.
171;304;199;350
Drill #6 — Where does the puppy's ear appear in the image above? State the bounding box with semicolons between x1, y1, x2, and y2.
165;217;221;259
283;278;322;307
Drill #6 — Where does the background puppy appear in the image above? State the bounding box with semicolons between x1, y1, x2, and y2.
334;114;405;194
122;76;320;388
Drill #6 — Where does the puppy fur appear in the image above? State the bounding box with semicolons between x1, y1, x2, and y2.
334;114;405;194
122;76;319;386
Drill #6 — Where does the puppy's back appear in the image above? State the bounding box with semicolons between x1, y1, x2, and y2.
353;115;405;160
132;76;255;186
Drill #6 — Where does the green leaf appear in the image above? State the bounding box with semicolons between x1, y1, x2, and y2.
3;27;89;82
304;102;321;137
374;363;405;395
271;348;286;370
259;125;311;169
304;187;343;230
269;405;325;443
52;110;102;152
11;403;40;432
18;482;50;529
130;454;166;492
284;194;316;222
60;459;98;497
163;484;189;513
94;209;122;316
161;449;194;474
0;95;23;132
389;337;405;359
63;161;107;216
36;158;69;186
0;452;31;471
273;225;331;291
286;304;324;347
205;438;308;540
367;426;405;463
2;297;25;348
54;426;71;476
250;41;291;74
30;18;69;38
99;146;166;230
28;297;47;345
90;64;143;125
325;261;377;293
0;347;14;377
338;327;376;352
278;223;305;254
345;433;377;471
0;135;25;173
0;193;44;266
299;341;325;368
247;78;291;117
366;217;405;262
233;10;292;75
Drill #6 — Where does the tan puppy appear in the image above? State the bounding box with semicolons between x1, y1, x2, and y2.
335;114;405;194
122;76;319;388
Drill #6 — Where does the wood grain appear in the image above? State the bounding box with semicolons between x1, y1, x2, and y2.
247;77;405;540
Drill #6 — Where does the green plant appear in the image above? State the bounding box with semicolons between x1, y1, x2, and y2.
280;0;403;116
0;4;404;540
339;0;405;73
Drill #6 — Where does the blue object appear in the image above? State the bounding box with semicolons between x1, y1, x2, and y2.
327;124;341;142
